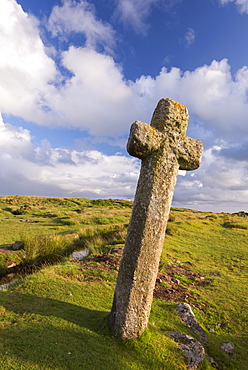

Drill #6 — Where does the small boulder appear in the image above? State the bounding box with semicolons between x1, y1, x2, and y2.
169;331;205;369
176;303;207;344
6;241;23;251
220;342;234;355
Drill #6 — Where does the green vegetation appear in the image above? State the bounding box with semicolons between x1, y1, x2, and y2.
0;196;129;275
0;196;247;369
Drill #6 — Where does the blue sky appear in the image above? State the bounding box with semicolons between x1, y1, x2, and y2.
1;0;248;212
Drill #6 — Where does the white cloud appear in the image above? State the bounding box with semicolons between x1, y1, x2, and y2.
2;115;248;212
3;1;248;144
47;54;248;141
174;147;248;212
114;0;158;34
50;46;135;135
219;0;248;14
0;115;34;160
184;28;196;46
0;116;139;198
0;0;58;123
114;0;182;34
2;2;248;142
47;0;116;51
132;59;248;143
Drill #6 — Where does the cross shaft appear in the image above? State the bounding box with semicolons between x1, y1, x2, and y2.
110;98;203;339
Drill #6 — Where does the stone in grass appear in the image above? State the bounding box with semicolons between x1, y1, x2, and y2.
176;303;207;345
169;331;205;370
6;241;23;251
220;342;235;355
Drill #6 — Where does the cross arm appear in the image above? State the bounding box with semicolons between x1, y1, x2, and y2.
127;121;163;159
175;136;203;171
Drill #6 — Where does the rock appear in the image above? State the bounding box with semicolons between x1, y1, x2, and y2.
0;278;21;291
109;247;124;255
176;303;207;344
207;356;219;368
71;249;90;260
220;342;234;355
171;278;180;284
6;241;23;251
169;331;205;369
174;303;220;368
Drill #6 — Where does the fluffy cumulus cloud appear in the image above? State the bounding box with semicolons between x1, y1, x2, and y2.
132;59;248;145
0;115;139;198
219;0;248;14
47;0;116;51
174;145;248;212
2;0;248;142
0;0;58;123
176;130;248;212
2;111;248;211
51;46;135;135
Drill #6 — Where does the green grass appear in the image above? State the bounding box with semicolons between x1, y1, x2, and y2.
0;265;190;370
0;196;131;245
0;196;129;275
161;209;248;369
0;197;247;369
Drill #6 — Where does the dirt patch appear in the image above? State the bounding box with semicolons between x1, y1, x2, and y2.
154;271;195;303
70;247;215;310
1;244;217;311
70;249;122;281
0;248;11;255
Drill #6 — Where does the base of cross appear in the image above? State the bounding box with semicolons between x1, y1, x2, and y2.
109;98;203;339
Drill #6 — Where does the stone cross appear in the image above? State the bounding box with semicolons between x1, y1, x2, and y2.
109;98;203;339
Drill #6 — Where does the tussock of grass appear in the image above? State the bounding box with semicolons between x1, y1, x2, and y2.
22;233;71;263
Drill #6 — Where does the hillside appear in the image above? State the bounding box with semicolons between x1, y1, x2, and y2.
0;196;247;369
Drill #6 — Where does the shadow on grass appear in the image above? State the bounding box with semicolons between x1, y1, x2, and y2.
0;291;108;333
0;291;171;370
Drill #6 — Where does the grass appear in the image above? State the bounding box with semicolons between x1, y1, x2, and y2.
0;196;129;275
162;209;248;369
0;266;189;370
0;196;247;369
0;196;131;245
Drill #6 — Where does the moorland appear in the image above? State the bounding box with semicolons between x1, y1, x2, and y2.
0;196;247;369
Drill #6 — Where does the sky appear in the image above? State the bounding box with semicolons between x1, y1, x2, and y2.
1;0;248;213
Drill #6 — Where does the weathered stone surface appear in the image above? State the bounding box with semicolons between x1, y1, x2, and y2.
0;278;20;291
174;303;220;368
109;98;203;339
168;331;205;370
6;241;23;251
220;342;235;355
176;303;207;344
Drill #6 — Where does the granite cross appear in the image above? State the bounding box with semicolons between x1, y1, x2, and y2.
109;98;203;339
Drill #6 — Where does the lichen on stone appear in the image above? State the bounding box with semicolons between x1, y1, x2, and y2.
110;98;203;340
